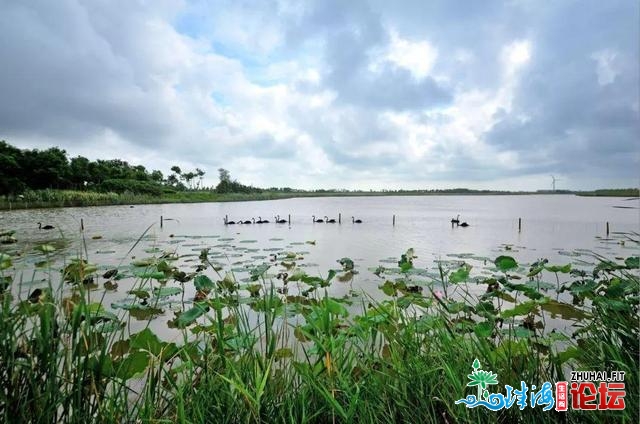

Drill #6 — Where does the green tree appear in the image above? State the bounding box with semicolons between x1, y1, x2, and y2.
150;170;164;182
0;140;25;194
195;168;205;189
21;147;69;189
69;156;91;189
183;171;196;189
215;168;262;194
218;168;231;183
132;165;148;181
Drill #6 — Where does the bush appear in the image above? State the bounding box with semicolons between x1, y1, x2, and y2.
97;179;164;195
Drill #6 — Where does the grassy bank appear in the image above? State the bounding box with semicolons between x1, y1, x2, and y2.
1;236;638;423
576;188;639;197
0;189;498;211
4;188;635;211
0;189;300;210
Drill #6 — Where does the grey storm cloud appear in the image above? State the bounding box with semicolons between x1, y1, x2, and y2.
0;1;178;146
285;0;452;110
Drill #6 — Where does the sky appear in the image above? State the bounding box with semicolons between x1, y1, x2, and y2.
0;0;638;191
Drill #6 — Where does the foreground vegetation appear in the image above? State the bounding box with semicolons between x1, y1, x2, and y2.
0;229;637;423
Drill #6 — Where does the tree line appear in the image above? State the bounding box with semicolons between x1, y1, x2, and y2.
0;140;268;196
0;140;206;196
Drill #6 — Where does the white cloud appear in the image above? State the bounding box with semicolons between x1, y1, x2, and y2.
382;30;438;79
591;49;619;85
502;39;531;76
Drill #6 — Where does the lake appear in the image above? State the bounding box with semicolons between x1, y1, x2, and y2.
1;194;638;338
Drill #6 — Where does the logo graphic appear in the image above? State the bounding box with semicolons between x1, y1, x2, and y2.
455;359;625;411
466;358;499;401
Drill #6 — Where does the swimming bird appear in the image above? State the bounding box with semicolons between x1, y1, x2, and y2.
38;222;55;230
28;288;43;303
102;269;118;279
223;218;236;225
451;215;460;225
352;216;362;223
275;215;287;224
257;216;269;224
324;216;336;223
242;219;252;224
312;215;324;223
460;222;469;227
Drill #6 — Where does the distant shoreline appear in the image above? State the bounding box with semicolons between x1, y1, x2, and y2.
1;188;637;211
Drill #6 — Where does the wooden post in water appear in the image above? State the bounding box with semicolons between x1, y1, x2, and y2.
338;213;341;224
606;222;610;236
225;214;228;225
80;218;84;231
160;216;163;228
518;218;521;233
393;214;396;226
288;214;291;224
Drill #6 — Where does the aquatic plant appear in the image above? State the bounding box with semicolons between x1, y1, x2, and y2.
0;227;637;423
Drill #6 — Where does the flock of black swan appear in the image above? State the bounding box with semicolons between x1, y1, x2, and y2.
224;215;364;225
223;215;468;226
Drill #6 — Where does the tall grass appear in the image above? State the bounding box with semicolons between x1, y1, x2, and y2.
0;241;637;423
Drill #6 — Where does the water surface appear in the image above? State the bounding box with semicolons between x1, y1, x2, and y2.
2;195;638;337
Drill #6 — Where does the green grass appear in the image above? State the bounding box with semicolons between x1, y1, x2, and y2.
577;188;639;197
0;241;638;423
0;189;364;210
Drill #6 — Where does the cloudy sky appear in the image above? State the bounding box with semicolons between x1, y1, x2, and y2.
0;0;638;190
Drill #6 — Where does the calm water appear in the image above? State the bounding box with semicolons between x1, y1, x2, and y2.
1;195;638;337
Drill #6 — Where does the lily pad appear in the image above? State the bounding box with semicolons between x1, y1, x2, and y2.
132;258;156;267
449;264;471;284
153;287;182;297
176;302;210;327
495;256;518;272
35;244;56;253
0;254;12;270
194;275;215;292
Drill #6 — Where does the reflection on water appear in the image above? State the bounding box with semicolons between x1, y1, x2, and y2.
1;195;638;339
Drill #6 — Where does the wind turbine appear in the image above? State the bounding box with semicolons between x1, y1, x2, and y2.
550;175;561;192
